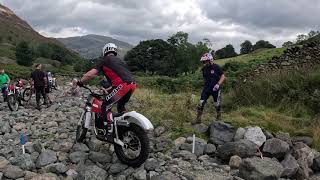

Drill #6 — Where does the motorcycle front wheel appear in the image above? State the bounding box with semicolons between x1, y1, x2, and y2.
76;111;88;142
7;94;18;111
114;124;150;167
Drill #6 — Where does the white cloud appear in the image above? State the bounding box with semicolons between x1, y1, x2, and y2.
1;0;318;51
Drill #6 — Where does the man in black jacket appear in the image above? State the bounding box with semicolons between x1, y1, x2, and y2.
30;64;47;110
192;52;226;124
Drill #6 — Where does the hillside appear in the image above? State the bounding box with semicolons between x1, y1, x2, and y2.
57;34;134;59
215;48;285;66
0;4;83;76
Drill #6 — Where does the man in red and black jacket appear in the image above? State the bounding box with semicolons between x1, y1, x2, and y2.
78;43;136;129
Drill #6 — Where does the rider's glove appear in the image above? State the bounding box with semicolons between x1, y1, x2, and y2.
77;81;84;87
213;84;220;91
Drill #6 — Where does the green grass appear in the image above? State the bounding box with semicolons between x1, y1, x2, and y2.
34;57;61;67
0;43;16;60
215;48;285;66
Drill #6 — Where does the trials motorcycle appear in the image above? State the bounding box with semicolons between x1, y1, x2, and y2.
76;85;154;167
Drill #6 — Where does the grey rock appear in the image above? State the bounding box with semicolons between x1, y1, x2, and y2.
116;175;126;180
313;156;320;172
229;155;242;169
204;144;216;155
244;127;266;147
0;121;11;134
33;142;43;153
72;143;90;152
86;138;104;151
31;173;60;180
66;169;78;178
36;150;57;168
263;138;290;159
239;157;284;180
172;150;197;161
144;158;159;171
275;132;292;146
281;154;299;178
217;140;257;161
79;165;107;180
133;168;147;180
174;137;186;146
234;127;246;141
262;129;274;139
192;123;209;134
45;163;68;174
0;172;2;180
3;165;25;179
89;151;112;164
69;151;88;164
0;156;10;169
109;163;128;174
11;153;35;170
24;142;35;154
151;171;179;180
186;136;207;144
209;121;236;145
293;136;313;147
154;126;166;137
293;142;315;180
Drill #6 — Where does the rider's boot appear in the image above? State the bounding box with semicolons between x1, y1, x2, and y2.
191;109;203;125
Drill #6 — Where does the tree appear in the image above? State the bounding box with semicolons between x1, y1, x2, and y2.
296;34;308;43
240;40;253;54
16;41;34;66
125;39;175;75
282;41;294;48
215;44;237;59
167;31;188;47
253;40;276;51
308;30;319;38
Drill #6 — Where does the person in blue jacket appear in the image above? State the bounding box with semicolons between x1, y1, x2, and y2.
192;52;226;124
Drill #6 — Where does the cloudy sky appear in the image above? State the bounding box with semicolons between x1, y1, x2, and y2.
1;0;319;51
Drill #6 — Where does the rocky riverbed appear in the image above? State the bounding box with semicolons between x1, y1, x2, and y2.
0;87;320;180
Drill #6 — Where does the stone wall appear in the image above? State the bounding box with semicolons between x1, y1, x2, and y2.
241;41;320;81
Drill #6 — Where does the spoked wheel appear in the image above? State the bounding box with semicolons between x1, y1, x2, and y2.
76;111;88;142
114;124;150;167
7;94;18;111
22;88;32;102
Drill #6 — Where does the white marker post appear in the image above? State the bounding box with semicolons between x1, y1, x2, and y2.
20;133;25;154
192;134;195;154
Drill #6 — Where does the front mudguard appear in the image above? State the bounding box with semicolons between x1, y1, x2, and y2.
121;111;154;131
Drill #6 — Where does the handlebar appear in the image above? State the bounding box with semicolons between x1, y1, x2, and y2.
81;85;103;98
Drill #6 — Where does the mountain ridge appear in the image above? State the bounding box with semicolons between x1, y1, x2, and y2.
57;34;134;59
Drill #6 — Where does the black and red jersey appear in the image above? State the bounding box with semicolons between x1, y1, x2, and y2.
94;55;135;86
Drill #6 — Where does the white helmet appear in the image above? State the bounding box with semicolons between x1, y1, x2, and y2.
200;52;213;62
102;43;117;56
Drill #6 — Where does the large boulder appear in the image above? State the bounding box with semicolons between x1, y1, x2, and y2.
244;127;266;147
262;138;290;159
293;142;315;180
217;140;257;161
3;165;25;179
79;165;107;180
36;150;57;168
313;156;320;172
234;127;246;141
281;154;299;178
209;121;236;145
69;151;88;164
10;153;35;170
88;151;112;164
239;157;284;180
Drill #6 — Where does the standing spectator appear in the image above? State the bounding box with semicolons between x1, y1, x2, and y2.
192;52;225;124
30;64;47;110
0;69;10;102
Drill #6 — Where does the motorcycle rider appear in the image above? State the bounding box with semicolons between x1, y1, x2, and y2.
192;52;225;124
0;69;10;101
77;43;136;136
